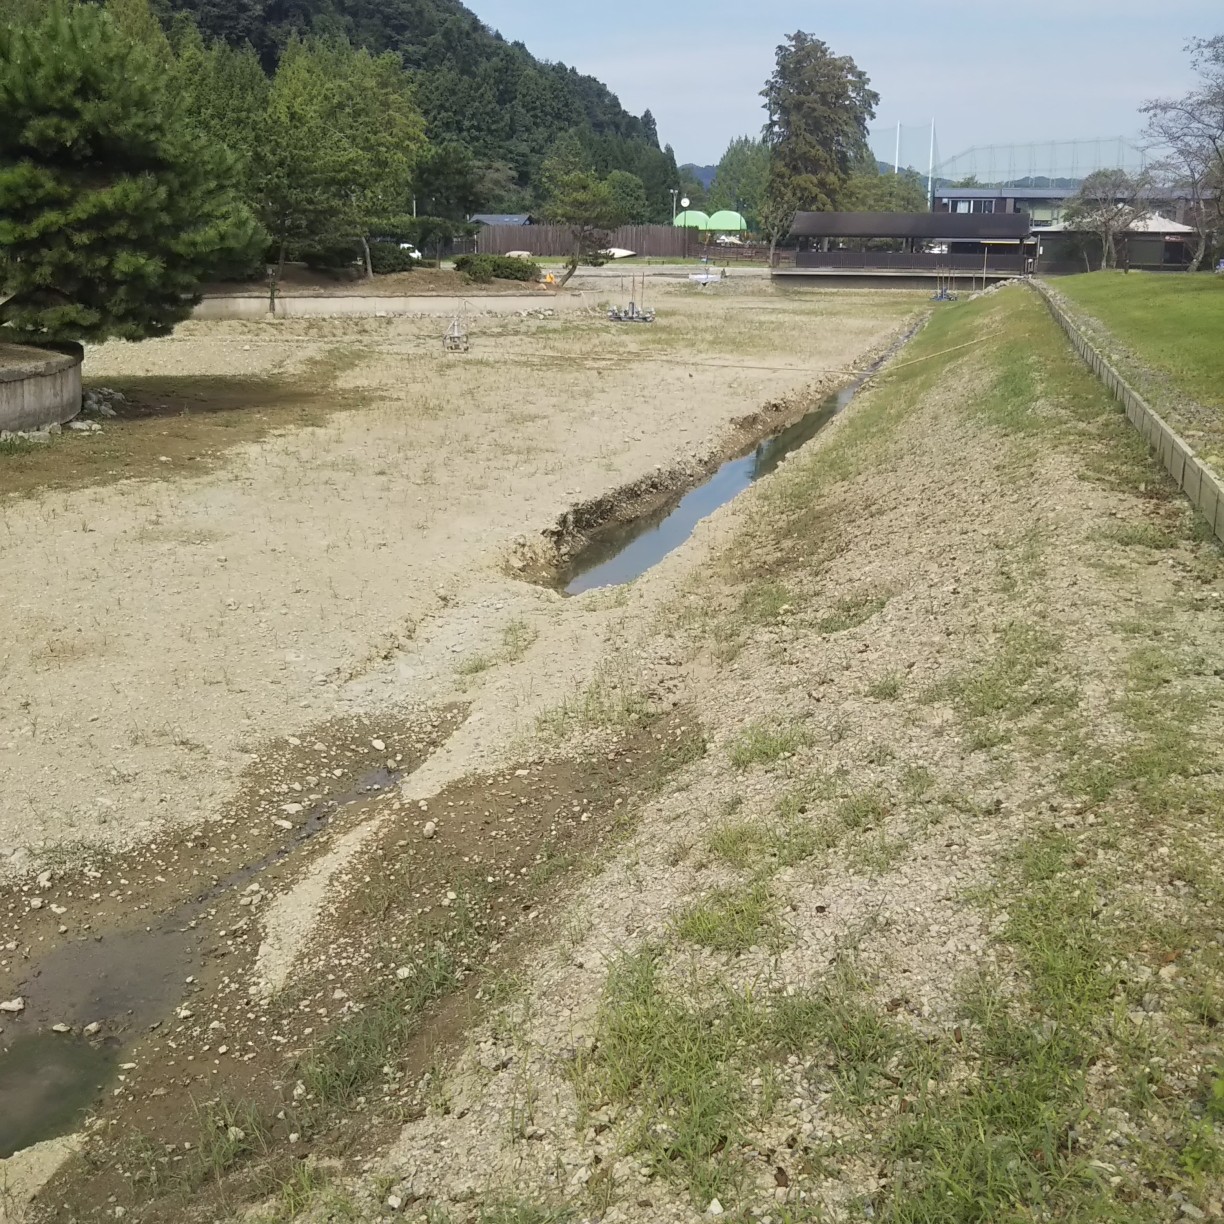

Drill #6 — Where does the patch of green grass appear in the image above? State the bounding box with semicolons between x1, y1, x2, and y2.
1092;520;1178;550
577;951;927;1208
1065;640;1219;817
706;819;772;869
536;663;656;739
1058;272;1224;411
675;883;780;952
853;830;909;876
728;720;809;769
457;653;495;676
652;720;709;777
184;1099;273;1190
867;672;904;700
477;1202;574;1224
500;618;539;662
932;620;1078;749
0;434;44;456
737;579;795;624
837;790;890;830
816;593;888;634
297;947;457;1109
900;764;935;800
706;807;833;873
248;1160;359;1223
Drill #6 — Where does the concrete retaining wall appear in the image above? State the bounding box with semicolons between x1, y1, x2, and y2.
0;343;82;433
193;292;586;320
1033;280;1224;545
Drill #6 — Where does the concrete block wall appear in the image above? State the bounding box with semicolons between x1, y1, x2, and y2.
0;343;83;433
1032;281;1224;545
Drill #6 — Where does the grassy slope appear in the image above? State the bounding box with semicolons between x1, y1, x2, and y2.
567;290;1224;1223
1057;272;1224;410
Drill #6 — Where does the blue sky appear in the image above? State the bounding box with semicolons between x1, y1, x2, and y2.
472;0;1217;170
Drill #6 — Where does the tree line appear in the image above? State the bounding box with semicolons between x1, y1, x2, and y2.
153;0;681;223
0;0;684;342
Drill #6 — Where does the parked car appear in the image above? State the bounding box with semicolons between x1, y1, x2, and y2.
714;234;745;247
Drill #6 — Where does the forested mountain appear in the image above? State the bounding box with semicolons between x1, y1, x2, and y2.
150;0;680;217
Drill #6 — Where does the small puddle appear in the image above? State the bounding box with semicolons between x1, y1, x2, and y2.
0;763;411;1159
0;1034;119;1159
561;356;889;596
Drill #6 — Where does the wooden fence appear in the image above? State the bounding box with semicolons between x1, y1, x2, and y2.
796;250;1029;274
475;224;699;259
1033;280;1224;544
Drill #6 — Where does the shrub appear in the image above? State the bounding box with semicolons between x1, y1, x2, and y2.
368;243;418;275
301;241;361;273
453;254;541;283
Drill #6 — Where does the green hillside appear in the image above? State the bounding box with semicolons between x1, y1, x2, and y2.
153;0;680;217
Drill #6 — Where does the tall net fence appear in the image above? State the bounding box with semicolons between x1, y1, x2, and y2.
868;123;940;179
868;126;1151;187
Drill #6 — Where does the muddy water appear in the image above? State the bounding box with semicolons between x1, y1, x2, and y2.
0;761;420;1160
562;380;864;596
0;1034;118;1159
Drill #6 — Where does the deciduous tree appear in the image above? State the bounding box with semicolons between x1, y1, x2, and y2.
253;36;358;275
604;170;649;225
709;136;770;227
838;165;928;213
1142;36;1224;270
0;0;260;342
1064;168;1153;270
541;136;628;287
413;142;483;221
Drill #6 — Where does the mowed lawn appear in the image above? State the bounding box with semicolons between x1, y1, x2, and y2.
1058;271;1224;409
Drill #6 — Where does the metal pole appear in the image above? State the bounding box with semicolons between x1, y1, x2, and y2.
927;119;936;209
894;122;901;175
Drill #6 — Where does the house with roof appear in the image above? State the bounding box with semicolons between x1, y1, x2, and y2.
1034;213;1198;273
777;211;1034;287
933;186;1206;231
468;213;535;227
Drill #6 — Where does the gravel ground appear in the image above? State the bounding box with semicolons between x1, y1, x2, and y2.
0;284;914;878
4;281;1222;1223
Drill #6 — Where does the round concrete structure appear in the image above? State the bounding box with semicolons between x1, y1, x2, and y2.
0;342;83;433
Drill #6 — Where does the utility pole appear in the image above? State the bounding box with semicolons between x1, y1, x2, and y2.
927;119;936;210
894;122;901;175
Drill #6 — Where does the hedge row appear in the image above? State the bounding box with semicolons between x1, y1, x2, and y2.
453;254;541;283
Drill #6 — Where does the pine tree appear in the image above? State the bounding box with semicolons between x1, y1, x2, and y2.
762;32;878;212
0;1;261;343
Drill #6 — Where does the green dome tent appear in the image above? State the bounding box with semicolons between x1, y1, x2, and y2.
673;210;711;230
707;209;748;232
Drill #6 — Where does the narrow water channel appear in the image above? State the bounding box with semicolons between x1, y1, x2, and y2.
561;356;888;596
